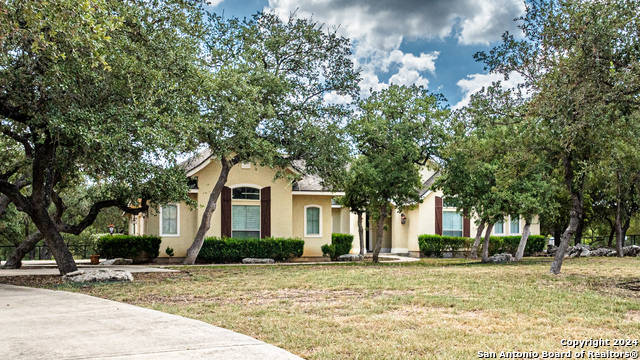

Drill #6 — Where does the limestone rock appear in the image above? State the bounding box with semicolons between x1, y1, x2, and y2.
242;258;275;264
485;253;513;263
63;269;133;283
566;244;591;258
101;258;133;266
623;245;640;257
589;248;613;257
336;254;364;262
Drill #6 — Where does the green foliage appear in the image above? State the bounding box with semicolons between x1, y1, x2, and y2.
419;234;546;257
165;246;174;257
337;158;370;215
479;235;547;257
418;235;471;258
197;237;304;263
322;233;354;260
474;0;640;272
0;0;205;271
349;85;447;217
332;233;354;256
197;12;359;185
321;244;336;260
97;235;162;264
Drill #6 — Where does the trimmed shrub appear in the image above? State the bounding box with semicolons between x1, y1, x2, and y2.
418;234;471;258
479;235;547;256
197;237;304;263
321;244;336;260
419;234;547;258
322;233;354;261
97;235;161;264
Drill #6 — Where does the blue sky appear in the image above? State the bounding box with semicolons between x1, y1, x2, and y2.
204;0;526;109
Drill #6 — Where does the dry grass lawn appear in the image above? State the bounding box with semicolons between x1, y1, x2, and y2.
6;257;640;359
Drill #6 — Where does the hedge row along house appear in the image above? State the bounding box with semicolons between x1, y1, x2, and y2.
128;151;540;261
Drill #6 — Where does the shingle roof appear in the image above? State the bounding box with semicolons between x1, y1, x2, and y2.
179;148;212;173
419;171;441;197
291;173;327;191
179;150;326;191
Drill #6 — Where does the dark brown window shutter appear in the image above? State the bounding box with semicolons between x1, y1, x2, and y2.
260;187;271;238
463;211;471;238
435;196;443;236
221;186;232;238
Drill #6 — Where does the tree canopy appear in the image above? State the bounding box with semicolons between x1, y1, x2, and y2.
182;12;361;264
349;84;447;262
475;0;640;273
0;0;206;274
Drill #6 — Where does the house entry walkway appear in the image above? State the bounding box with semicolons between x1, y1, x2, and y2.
0;284;302;360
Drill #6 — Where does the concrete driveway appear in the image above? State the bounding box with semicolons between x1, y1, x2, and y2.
0;284;302;359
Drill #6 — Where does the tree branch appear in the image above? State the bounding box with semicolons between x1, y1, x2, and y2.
0;124;33;158
58;198;149;235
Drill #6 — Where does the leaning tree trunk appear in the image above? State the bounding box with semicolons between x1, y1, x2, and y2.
574;216;585;246
31;208;77;275
514;220;531;261
371;206;388;263
607;219;615;248
3;231;43;269
481;223;494;263
550;196;583;274
470;220;486;259
183;158;233;265
357;211;365;256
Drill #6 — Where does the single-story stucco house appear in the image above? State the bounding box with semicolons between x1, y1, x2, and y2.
128;151;540;261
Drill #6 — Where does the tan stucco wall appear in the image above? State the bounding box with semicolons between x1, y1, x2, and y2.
332;208;342;234
147;162;297;258
193;161;294;240
147;194;198;257
390;206;420;253
292;195;332;257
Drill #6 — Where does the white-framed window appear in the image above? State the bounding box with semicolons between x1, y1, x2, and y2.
510;216;520;234
304;205;322;237
443;211;463;237
160;204;180;237
494;220;505;234
232;186;260;200
232;205;260;238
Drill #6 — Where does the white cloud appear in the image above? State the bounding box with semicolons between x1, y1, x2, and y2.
359;70;389;98
389;68;430;88
453;72;525;110
266;0;525;97
267;0;525;54
385;50;438;74
206;0;224;7
323;91;353;105
458;0;526;45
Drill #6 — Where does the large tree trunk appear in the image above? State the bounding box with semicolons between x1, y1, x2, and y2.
515;220;531;261
184;157;233;265
2;231;43;269
574;216;584;246
31;208;77;275
550;195;583;274
357;211;365;256
549;153;585;275
615;199;625;257
371;206;388;263
470;220;486;259
481;222;494;263
607;218;615;248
